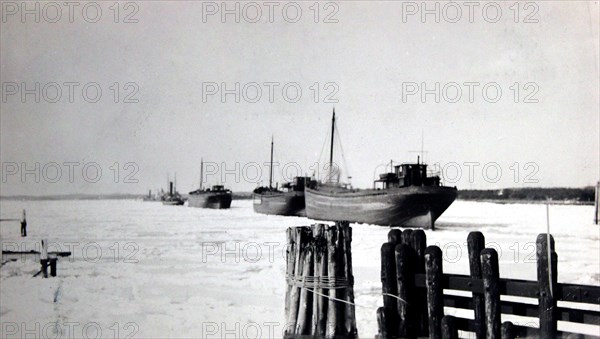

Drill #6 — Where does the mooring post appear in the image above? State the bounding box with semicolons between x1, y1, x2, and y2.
20;209;27;237
595;181;599;224
537;233;557;339
388;229;402;245
341;222;357;338
410;229;429;337
401;229;413;246
395;243;415;337
49;257;57;277
481;248;501;339
296;246;314;335
425;246;444;339
312;224;328;337
381;242;398;337
468;231;486;339
40;239;49;278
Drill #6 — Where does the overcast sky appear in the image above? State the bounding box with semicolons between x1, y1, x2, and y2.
1;1;598;195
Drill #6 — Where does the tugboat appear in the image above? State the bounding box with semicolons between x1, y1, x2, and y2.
162;181;184;206
304;109;457;229
188;159;232;209
253;137;314;217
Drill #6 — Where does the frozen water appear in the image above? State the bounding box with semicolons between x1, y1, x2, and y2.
0;199;598;338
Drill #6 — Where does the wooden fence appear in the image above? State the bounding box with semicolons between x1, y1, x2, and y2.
377;230;600;339
284;221;358;339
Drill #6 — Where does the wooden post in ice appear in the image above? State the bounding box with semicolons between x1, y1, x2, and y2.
425;246;444;339
284;222;357;339
40;239;49;278
595;181;599;224
537;233;557;339
468;232;486;339
20;209;27;237
481;248;501;339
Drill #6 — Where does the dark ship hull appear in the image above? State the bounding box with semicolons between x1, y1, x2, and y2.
305;185;457;229
188;192;232;209
253;191;306;217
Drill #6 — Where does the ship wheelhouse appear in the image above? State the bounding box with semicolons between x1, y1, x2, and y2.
374;163;441;189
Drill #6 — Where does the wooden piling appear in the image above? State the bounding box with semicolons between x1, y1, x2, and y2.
326;226;342;337
376;307;389;339
395;243;415;337
388;229;402;245
296;246;314;334
501;322;514;339
410;229;428;337
380;242;398;337
341;222;357;338
468;231;486;339
441;315;458;339
595;181;599;224
425;246;444;339
401;229;413;246
49;257;57;277
481;248;501;339
537;233;557;339
286;227;306;334
313;224;328;337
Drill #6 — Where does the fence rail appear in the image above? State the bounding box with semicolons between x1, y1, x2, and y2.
377;230;600;339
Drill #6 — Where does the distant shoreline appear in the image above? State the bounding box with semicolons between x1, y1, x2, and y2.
456;198;594;206
1;187;595;206
0;192;255;201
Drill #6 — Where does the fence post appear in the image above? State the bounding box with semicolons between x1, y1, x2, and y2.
380;242;398;337
537;233;557;339
481;248;500;339
468;231;486;339
395;243;415;337
425;246;444;339
410;229;428;336
441;315;458;339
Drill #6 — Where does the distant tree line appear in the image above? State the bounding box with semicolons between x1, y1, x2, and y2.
458;187;596;202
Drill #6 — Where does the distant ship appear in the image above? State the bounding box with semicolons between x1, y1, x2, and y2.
253;137;314;217
162;181;185;206
143;189;161;201
304;109;457;229
188;159;232;209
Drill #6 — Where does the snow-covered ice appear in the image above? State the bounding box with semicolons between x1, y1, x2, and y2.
0;199;598;338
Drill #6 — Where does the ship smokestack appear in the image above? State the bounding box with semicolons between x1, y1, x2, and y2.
169;182;173;195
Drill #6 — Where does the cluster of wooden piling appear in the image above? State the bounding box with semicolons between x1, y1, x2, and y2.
379;229;429;338
284;221;357;339
377;230;600;339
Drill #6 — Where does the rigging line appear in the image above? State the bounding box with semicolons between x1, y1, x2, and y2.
293;288;409;308
334;121;351;181
317;123;331;179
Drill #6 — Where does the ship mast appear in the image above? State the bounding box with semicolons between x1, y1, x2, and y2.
269;136;274;189
200;158;204;190
328;108;335;182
